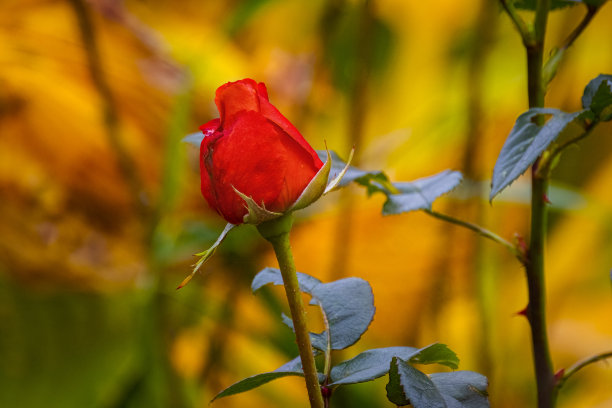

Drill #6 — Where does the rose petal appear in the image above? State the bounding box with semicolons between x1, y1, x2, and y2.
215;79;261;127
203;111;320;224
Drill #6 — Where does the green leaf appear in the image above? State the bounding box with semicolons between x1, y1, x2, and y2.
233;188;283;224
329;347;419;385
289;149;332;211
329;343;458;386
409;343;459;370
582;74;612;121
182;131;204;147
382;170;463;215
386;357;447;407
430;371;489;408
280;312;328;350
490;108;584;200
514;0;581;10
252;267;322;293
252;268;375;351
211;356;305;401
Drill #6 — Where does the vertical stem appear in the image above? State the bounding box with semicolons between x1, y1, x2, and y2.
328;0;374;279
526;1;556;407
66;0;147;220
261;217;324;408
526;172;556;408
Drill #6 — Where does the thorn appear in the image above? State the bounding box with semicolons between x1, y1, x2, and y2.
320;385;332;399
543;193;552;204
554;368;565;384
514;233;528;258
516;305;528;318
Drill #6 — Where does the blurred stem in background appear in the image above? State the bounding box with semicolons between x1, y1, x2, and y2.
460;0;498;384
67;0;192;406
327;0;374;280
421;0;498;385
66;0;149;222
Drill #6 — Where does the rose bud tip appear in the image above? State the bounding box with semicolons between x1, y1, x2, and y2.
199;78;323;225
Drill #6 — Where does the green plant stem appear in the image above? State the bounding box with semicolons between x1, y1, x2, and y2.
321;309;332;380
550;122;597;163
543;4;599;86
425;210;524;263
499;0;533;45
261;217;324;408
526;1;556;407
556;351;612;390
320;307;332;408
560;4;599;51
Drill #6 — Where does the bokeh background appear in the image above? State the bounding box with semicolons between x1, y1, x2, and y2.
1;0;612;407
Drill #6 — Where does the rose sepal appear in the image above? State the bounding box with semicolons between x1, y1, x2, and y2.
290;146;354;210
233;147;354;225
176;222;235;289
234;187;284;224
323;147;354;194
288;149;333;212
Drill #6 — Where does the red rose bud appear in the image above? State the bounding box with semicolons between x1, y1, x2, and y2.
199;79;324;225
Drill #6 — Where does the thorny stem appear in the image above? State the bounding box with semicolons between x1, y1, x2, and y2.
498;0;564;406
500;0;604;405
556;351;612;390
260;215;324;408
425;210;524;263
524;1;557;407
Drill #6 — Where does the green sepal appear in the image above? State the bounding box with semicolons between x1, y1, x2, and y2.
177;223;235;289
234;187;283;225
324;147;355;194
289;149;332;211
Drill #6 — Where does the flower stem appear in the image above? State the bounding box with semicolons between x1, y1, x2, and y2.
425;210;524;263
556;351;612;390
258;215;324;408
499;0;533;46
526;1;556;407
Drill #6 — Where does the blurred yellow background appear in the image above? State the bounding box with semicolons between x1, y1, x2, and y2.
1;0;611;407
